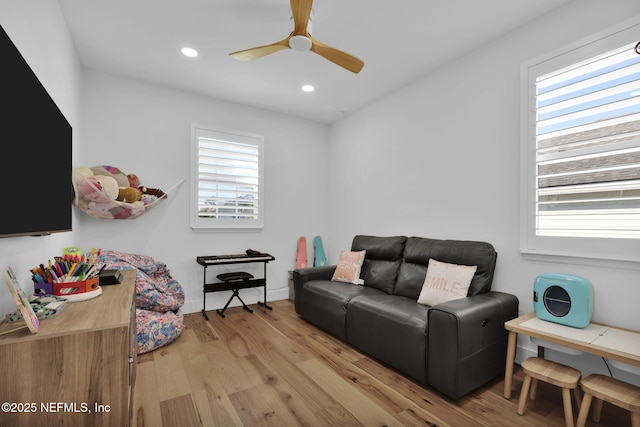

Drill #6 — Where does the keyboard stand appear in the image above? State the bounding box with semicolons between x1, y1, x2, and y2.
196;253;275;320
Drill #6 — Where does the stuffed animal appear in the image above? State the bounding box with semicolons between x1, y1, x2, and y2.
127;172;166;200
127;173;141;189
86;200;113;218
140;194;158;205
79;175;119;203
140;186;166;199
117;187;142;203
74;165;94;177
90;165;129;188
111;201;144;219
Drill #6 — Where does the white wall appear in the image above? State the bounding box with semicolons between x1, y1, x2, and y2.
329;0;640;383
0;0;82;316
77;70;330;314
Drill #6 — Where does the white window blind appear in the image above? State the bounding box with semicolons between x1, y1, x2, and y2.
520;17;640;263
190;125;264;229
535;41;640;239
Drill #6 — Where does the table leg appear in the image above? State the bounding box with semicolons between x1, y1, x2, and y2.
504;330;517;399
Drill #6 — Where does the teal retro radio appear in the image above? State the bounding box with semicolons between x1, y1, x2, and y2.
533;273;594;328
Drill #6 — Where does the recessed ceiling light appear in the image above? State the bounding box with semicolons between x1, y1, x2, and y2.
302;84;315;92
181;47;198;58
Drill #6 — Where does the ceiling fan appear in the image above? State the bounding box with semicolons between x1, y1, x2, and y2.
229;0;364;74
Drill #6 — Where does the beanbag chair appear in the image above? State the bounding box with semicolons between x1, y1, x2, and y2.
97;250;185;354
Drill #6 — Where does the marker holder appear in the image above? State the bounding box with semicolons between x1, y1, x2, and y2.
34;277;99;297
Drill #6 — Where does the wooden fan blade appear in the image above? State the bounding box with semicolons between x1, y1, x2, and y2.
310;37;364;74
290;0;313;35
229;38;291;61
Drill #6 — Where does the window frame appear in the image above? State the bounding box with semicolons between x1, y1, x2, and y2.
520;16;640;265
190;123;265;230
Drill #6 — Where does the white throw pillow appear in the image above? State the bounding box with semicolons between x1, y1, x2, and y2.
417;258;477;306
332;250;366;285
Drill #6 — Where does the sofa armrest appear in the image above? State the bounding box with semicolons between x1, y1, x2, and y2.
292;266;336;286
427;291;519;399
292;266;337;309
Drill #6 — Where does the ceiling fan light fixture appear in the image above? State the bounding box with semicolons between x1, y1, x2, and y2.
289;35;312;52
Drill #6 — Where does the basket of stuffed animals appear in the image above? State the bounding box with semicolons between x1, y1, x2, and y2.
72;165;167;219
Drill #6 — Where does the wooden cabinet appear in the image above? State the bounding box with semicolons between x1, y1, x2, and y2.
0;269;137;427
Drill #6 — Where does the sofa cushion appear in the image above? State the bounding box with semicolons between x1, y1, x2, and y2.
351;235;407;259
417;259;477;306
346;294;429;384
428;239;496;296
359;259;403;294
351;235;407;294
295;279;385;341
394;237;497;298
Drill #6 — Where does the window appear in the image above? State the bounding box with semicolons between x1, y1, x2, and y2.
190;124;264;229
521;17;640;263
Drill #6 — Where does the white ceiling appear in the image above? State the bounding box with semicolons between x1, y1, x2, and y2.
57;0;574;123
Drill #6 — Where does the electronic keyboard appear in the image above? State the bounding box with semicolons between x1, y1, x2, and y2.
196;253;275;266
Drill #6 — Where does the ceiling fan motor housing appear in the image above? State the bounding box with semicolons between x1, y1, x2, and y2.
289;11;313;51
289;35;312;51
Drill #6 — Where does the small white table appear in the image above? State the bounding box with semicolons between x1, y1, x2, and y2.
503;312;640;399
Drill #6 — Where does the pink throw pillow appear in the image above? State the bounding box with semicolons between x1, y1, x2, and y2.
332;250;366;285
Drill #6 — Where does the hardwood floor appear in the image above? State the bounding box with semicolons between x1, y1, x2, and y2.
133;300;628;426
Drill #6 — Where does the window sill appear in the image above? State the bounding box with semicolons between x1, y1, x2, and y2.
191;224;264;232
520;248;640;270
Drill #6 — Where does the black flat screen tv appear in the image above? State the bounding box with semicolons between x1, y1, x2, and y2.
0;24;72;238
0;26;73;237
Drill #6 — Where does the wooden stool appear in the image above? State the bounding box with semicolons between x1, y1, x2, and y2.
517;357;582;427
577;374;640;427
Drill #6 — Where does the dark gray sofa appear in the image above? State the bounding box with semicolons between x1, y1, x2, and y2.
293;235;519;399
